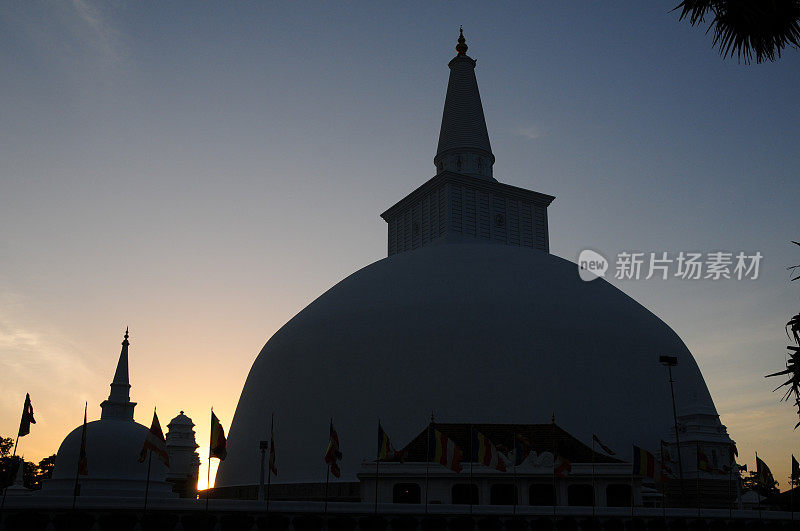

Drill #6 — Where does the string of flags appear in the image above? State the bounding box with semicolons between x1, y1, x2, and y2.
7;394;800;497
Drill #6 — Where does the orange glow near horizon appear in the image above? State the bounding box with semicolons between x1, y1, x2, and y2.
4;334;800;492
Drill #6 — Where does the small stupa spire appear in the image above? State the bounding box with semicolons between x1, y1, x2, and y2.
111;326;130;386
100;327;137;420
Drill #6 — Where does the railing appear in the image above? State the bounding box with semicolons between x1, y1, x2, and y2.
1;500;798;531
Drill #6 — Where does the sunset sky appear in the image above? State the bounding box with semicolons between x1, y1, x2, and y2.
1;2;798;489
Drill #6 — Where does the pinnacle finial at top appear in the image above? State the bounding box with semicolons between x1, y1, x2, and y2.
456;25;468;55
123;326;129;344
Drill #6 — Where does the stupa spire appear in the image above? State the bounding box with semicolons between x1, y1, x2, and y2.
100;327;136;420
111;326;130;386
434;27;495;180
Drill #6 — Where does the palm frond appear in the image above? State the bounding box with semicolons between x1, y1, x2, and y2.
674;0;800;64
788;312;800;343
674;0;716;25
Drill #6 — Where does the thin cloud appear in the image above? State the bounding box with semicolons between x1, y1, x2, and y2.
0;299;101;428
70;0;121;64
5;1;126;73
0;322;97;402
516;125;545;141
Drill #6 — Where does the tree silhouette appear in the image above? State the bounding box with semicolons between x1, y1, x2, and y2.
0;435;56;490
790;241;800;283
674;0;800;63
30;455;57;490
766;242;800;427
0;436;11;458
742;469;780;496
766;337;800;427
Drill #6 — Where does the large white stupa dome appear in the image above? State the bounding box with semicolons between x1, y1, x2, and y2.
216;30;725;487
217;243;716;486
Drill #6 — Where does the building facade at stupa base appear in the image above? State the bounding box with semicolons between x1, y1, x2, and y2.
359;423;636;508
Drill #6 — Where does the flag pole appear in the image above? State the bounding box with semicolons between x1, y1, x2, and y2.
551;416;557;521
324;417;334;514
324;463;331;514
630;463;634;518
142;406;156;512
592;433;597;520
143;450;153;512
259;442;266;502
728;462;733;523
513;431;518;516
696;442;701;517
425;414;432;514
267;413;273;513
756;451;762;519
553;451;558;520
661;442;667;523
374;456;379;514
468;425;473;513
736;464;743;510
11;435;20;463
374;419;380;514
205;407;213;513
72;402;87;511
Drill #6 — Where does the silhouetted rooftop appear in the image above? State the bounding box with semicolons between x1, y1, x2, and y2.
393;422;622;464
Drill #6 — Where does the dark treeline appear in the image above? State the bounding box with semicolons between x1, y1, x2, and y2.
0;435;56;490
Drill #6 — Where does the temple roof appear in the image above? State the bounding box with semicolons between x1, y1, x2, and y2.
393;422;622;464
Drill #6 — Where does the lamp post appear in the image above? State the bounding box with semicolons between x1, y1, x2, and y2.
659;355;686;505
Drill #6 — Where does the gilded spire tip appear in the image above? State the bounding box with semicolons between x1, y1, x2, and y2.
456;26;468;55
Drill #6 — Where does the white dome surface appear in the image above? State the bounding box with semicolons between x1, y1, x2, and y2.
217;243;717;486
44;418;173;497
